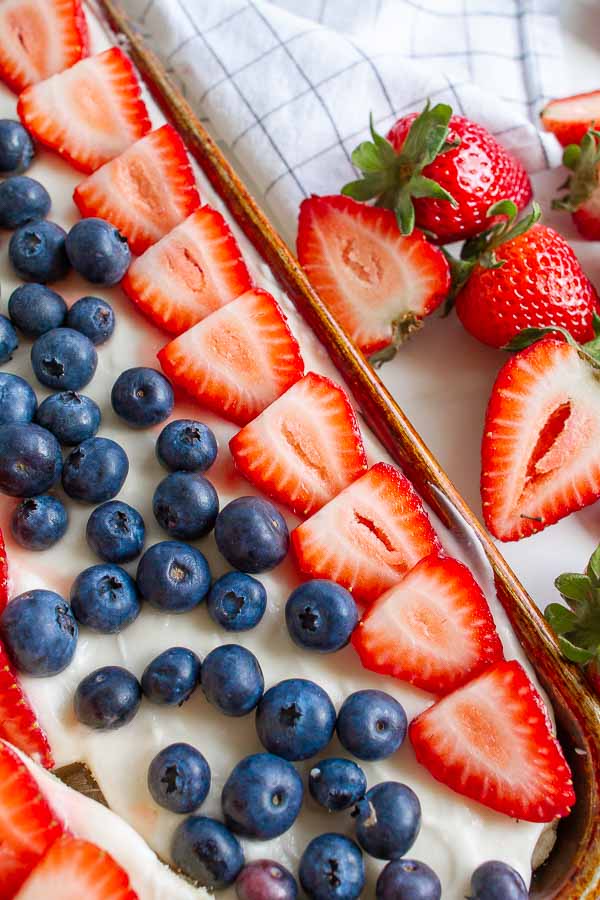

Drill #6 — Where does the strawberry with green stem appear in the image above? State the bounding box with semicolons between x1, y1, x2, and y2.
552;128;600;241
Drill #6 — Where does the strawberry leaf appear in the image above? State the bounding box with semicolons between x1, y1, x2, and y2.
587;543;600;584
555;572;593;609
410;174;458;205
342;173;388;201
394;189;415;236
545;603;578;634
557;635;595;664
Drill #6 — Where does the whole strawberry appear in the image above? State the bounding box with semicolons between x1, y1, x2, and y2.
342;103;531;243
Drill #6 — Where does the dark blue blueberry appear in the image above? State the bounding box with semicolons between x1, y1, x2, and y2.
309;758;366;812
354;782;421;860
86;500;145;563
376;859;441;900
136;541;210;612
0;316;18;363
62;436;129;503
69;564;140;634
11;494;68;550
36;391;100;445
153;471;219;540
0;373;37;426
148;743;211;814
255;678;335;761
74;665;141;730
215;497;289;574
156;419;218;473
222;752;302;840
202;644;264;717
299;833;364;900
0;177;49;229
0;423;61;496
207;572;266;632
336;690;407;761
0;589;77;676
66;296;115;345
111;367;174;428
285;580;358;653
469;861;528;900
171;816;243;889
141;646;201;706
65;218;130;285
8;283;67;337
31;327;97;391
9;220;69;283
235;861;298;900
0;120;35;175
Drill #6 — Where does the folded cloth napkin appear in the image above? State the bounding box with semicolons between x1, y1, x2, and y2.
116;0;565;241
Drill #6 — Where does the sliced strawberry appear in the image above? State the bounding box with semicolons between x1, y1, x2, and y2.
17;47;150;174
0;0;88;95
541;91;600;147
353;554;504;694
481;337;600;541
230;372;368;517
158;287;304;426
0;528;7;615
121;206;252;334
292;462;441;604
297;195;450;359
73;125;200;255
0;646;54;769
0;741;63;897
409;660;575;821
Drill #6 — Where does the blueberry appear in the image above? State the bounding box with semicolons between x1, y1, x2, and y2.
201;644;264;717
376;859;441;900
0;177;50;229
0;373;37;425
354;782;421;860
171;816;243;889
148;743;211;814
66;296;115;345
70;564;140;634
111;367;174;428
86;500;145;563
36;391;101;445
156;419;218;472
31;328;97;391
8;283;67;337
207;572;266;632
285;580;358;653
74;665;141;730
336;690;407;761
136;541;210;612
153;471;219;540
0;589;77;676
11;495;68;550
236;861;298;900
9;220;69;283
309;758;366;812
66;218;130;285
0;423;62;496
469;861;528;900
0;316;18;363
255;678;335;761
299;833;364;900
141;646;201;706
62;436;129;503
0;120;35;175
222;752;303;840
215;497;289;574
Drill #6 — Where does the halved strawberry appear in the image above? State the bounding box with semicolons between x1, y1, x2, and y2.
0;0;88;95
0;646;53;769
121;206;252;334
73;125;200;255
409;660;575;821
15;834;138;900
292;462;441;604
158;287;304;426
481;336;600;541
0;528;7;615
297;195;450;361
541;91;600;147
0;741;63;897
17;47;150;174
230;372;368;518
353;554;504;694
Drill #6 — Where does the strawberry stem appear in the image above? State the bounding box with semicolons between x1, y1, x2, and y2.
552;128;600;213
